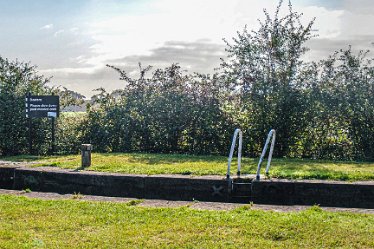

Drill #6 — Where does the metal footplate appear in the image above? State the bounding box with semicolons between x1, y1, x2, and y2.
229;178;252;198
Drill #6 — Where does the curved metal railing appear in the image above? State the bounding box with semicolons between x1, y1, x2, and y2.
226;128;243;179
256;129;276;180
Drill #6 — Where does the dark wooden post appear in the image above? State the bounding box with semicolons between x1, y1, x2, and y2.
51;117;55;155
81;144;92;168
26;92;32;155
50;92;56;155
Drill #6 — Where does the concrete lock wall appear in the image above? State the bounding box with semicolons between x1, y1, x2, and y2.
0;167;373;208
251;180;374;208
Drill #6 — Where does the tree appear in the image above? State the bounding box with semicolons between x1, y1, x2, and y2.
85;63;232;154
0;57;50;155
0;56;85;155
220;0;315;156
309;48;374;159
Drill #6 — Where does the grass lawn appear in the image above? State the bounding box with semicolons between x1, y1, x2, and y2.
0;195;373;248
3;153;374;181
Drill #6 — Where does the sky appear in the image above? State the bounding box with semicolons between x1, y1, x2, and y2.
1;0;374;98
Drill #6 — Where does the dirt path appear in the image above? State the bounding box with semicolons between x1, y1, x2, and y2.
0;160;37;167
1;189;373;214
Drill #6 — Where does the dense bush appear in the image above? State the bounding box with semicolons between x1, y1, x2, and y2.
85;64;233;154
0;57;84;155
218;1;373;160
220;1;315;157
298;49;374;160
0;57;50;155
55;112;87;155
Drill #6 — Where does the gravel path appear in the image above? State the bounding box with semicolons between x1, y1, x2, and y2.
1;189;373;214
0;160;36;167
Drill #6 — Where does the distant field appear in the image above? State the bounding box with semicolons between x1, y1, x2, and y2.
0;195;373;248
60;111;86;117
3;153;374;181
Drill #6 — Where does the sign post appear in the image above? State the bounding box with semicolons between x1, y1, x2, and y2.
26;92;32;154
25;93;60;155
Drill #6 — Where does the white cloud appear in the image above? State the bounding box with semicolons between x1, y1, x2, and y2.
28;0;374;97
82;0;343;68
300;6;344;39
70;27;79;34
40;66;99;74
40;24;54;30
54;29;65;37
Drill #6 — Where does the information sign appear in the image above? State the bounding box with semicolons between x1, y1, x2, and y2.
25;95;60;118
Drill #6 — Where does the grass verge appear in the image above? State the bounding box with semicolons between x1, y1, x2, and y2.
3;153;374;181
0;195;373;248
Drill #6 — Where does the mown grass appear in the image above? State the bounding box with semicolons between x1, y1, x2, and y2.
3;153;374;181
0;195;373;248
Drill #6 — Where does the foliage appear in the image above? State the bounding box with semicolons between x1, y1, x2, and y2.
0;56;85;156
55;112;87;154
300;48;374;160
0;195;373;248
1;0;373;160
61;0;373;160
219;1;373;160
86;63;232;154
0;57;49;155
220;0;315;157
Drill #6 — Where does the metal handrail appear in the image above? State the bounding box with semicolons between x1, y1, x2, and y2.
226;128;243;179
256;129;276;180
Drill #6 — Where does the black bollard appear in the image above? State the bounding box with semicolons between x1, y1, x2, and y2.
81;144;92;168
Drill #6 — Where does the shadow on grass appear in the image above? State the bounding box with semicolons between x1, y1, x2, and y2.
0;155;48;162
98;152;228;165
2;153;374;180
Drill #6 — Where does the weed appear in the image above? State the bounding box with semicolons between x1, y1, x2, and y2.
126;199;143;206
308;204;323;212
236;202;253;211
72;192;84;200
23;188;32;193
